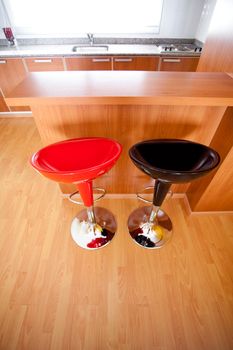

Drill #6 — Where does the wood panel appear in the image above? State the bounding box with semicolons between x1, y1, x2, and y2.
0;58;29;111
66;57;112;70
197;0;233;72
190;149;233;211
0;88;9;111
1;118;233;350
5;71;233;107
9;105;31;112
0;58;27;96
24;57;64;72
187;107;233;211
113;56;159;71
192;0;233;210
160;56;199;72
30;104;224;194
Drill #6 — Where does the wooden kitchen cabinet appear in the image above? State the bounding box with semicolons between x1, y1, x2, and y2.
0;91;9;112
0;58;27;96
160;56;199;72
113;56;159;71
0;57;64;111
24;57;64;71
66;57;112;70
0;58;28;111
66;55;160;71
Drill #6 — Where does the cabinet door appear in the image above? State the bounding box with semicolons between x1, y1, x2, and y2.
113;56;159;71
0;58;27;96
66;57;112;70
0;89;9;112
160;57;199;71
0;58;28;111
25;57;64;71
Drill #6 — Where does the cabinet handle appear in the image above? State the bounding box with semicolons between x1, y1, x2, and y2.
33;59;52;63
163;59;181;63
92;58;110;62
114;58;133;62
0;60;6;64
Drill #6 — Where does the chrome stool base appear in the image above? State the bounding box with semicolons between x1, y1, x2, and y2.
71;207;117;250
127;206;173;249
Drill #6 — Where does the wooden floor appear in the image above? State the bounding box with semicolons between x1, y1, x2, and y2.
0;118;233;350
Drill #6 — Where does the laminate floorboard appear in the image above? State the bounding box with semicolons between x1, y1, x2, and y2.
0;118;233;350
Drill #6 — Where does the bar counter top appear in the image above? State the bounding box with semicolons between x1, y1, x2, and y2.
5;71;233;107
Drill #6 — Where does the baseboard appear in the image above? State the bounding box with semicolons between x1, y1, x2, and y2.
0;111;32;117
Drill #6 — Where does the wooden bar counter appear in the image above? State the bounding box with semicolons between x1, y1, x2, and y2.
6;71;233;211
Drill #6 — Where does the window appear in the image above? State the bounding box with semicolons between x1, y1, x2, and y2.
2;0;164;36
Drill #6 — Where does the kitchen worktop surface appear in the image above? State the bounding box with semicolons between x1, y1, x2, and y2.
5;71;233;107
0;44;201;57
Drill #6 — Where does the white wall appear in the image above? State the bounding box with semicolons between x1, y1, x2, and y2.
195;0;217;42
157;0;205;38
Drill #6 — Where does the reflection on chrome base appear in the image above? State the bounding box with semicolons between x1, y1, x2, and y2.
127;206;173;249
71;207;117;250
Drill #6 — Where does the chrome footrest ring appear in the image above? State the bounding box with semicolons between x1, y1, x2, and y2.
136;186;154;204
68;187;106;205
136;186;173;204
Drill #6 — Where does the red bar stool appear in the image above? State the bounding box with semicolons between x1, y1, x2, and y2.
30;137;122;250
128;139;220;249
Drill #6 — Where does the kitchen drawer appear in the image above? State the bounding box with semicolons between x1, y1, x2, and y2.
113;56;159;71
25;57;64;71
66;57;112;70
160;56;199;72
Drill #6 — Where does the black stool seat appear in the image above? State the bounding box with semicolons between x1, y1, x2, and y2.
129;139;220;183
127;139;220;249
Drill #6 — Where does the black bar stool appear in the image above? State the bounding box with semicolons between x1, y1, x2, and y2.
128;139;220;249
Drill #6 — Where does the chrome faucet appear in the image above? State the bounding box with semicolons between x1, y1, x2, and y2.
87;33;94;46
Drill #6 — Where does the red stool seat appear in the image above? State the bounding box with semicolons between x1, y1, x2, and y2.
30;137;122;250
31;137;122;184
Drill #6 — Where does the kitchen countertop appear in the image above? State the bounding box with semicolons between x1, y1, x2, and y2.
0;44;201;58
5;71;233;107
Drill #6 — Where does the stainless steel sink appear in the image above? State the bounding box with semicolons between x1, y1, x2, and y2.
72;45;109;52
